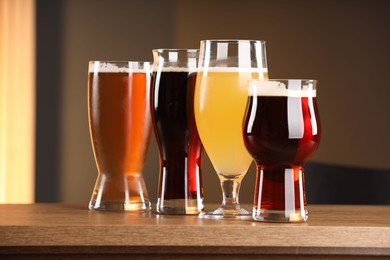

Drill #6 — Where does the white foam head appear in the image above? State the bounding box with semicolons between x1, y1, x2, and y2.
89;61;151;73
248;80;317;97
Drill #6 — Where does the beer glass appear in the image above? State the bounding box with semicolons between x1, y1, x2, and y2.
88;61;152;211
151;49;204;214
243;79;321;222
194;40;268;219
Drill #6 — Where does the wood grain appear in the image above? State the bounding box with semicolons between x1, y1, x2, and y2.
0;204;389;258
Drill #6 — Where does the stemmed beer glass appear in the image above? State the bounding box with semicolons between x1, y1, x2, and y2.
194;40;268;218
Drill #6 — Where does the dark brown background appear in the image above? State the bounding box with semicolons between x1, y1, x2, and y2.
36;0;390;204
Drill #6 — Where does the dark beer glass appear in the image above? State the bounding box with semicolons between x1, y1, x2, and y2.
88;61;152;211
243;79;321;222
151;49;204;214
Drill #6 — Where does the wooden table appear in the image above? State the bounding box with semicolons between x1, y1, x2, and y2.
0;204;389;259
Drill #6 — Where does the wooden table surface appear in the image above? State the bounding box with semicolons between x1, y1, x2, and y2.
0;204;389;259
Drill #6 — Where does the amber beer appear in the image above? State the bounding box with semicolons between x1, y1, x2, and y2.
88;61;152;211
243;79;321;221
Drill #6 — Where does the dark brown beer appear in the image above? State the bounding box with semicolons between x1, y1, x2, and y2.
243;94;320;213
151;70;204;204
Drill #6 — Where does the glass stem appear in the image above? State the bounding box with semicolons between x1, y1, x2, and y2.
219;176;243;210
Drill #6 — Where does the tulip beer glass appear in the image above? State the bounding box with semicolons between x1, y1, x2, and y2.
151;49;204;214
243;79;321;222
194;40;268;218
88;61;152;211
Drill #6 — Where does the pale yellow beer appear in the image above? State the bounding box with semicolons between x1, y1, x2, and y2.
194;69;268;176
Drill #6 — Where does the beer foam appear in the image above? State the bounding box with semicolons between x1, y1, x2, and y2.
89;62;150;73
249;80;316;97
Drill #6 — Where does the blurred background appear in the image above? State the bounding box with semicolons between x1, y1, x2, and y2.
1;0;389;205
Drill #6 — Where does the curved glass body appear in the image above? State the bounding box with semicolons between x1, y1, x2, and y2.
194;40;268;218
243;79;321;222
88;61;152;211
151;49;204;215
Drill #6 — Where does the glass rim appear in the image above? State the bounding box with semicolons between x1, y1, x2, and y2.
152;49;199;53
88;61;151;64
250;79;317;83
200;39;266;44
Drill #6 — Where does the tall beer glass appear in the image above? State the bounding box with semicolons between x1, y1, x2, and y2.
243;79;321;222
151;49;204;214
194;40;268;218
88;61;152;211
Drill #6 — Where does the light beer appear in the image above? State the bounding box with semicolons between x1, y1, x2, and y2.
194;39;269;218
194;69;268;176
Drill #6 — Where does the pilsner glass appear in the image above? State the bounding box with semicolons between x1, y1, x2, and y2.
194;40;268;219
151;49;204;214
88;61;152;211
243;79;321;222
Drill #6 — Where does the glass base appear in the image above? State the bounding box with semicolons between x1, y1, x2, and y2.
253;208;308;222
252;166;308;222
199;207;252;219
88;173;151;212
89;200;151;211
157;198;204;215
